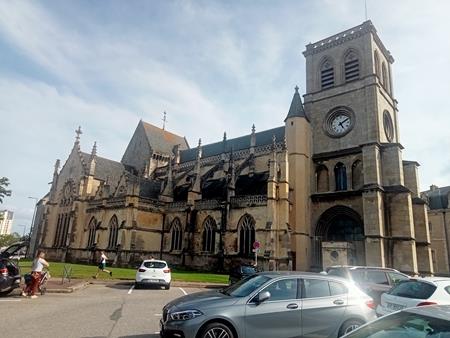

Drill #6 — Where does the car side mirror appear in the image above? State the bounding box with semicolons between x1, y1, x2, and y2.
256;291;271;304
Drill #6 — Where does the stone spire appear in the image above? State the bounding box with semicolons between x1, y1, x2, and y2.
50;159;61;202
285;86;308;122
250;124;256;154
89;141;97;176
160;156;174;201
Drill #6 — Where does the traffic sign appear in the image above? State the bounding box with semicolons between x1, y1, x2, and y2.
253;241;260;250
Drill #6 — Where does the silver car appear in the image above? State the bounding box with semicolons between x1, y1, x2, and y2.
160;272;376;338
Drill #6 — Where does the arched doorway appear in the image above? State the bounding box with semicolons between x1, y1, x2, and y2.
312;206;365;270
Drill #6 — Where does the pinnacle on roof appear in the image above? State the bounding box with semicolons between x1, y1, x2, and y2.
285;86;308;122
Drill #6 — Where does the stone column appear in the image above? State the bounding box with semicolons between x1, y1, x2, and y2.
363;190;386;267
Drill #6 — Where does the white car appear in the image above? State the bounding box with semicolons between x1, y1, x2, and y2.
376;277;450;316
135;259;171;290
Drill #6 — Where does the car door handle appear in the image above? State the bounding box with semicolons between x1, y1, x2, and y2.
333;299;344;305
287;303;298;309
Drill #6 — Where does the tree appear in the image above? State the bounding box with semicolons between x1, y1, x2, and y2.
0;232;21;247
0;177;12;203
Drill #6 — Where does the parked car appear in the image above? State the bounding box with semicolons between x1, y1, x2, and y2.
376;277;450;317
341;305;450;338
135;259;171;290
326;266;409;305
228;264;258;284
0;241;28;296
160;271;377;338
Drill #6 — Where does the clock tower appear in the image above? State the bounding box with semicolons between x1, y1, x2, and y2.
301;21;432;274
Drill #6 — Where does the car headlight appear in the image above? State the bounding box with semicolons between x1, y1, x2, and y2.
169;309;203;321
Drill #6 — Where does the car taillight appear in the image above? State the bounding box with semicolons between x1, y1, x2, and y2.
417;301;437;306
0;267;8;277
138;268;146;272
365;300;376;309
163;268;171;273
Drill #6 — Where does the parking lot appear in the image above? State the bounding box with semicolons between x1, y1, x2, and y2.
0;283;203;338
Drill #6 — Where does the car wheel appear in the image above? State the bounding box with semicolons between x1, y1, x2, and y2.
164;283;170;290
339;319;364;336
200;322;234;338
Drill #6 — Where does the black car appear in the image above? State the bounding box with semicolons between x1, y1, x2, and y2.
0;241;28;296
228;264;258;284
326;265;409;305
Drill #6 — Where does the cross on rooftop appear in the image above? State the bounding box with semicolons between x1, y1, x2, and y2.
75;126;82;142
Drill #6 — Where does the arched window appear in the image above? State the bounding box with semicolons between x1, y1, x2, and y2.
374;51;380;77
320;58;334;89
238;214;255;257
334;162;347;191
108;215;119;249
351;160;363;190
344;50;359;82
316;165;329;193
54;213;70;247
87;217;97;248
170;218;183;251
381;62;389;92
202;217;216;253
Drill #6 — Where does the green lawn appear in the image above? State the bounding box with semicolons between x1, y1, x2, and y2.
18;260;229;284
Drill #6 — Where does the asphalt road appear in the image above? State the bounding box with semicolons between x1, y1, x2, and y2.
0;283;203;338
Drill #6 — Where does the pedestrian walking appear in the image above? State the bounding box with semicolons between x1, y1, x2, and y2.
94;251;112;278
23;250;49;299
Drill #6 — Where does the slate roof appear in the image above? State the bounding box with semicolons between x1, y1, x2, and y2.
179;126;285;163
81;153;125;185
142;121;189;154
423;186;450;210
285;86;308;122
139;179;162;199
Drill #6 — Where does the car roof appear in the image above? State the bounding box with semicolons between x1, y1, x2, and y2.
404;305;450;321
142;259;167;264
257;271;349;282
327;265;400;272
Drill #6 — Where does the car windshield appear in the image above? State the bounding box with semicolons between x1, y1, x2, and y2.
222;275;270;297
143;261;166;269
389;280;437;299
344;311;450;338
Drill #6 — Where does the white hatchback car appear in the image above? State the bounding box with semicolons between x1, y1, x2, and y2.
135;259;171;290
376;277;450;316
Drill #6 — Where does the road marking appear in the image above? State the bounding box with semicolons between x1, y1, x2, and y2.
179;287;187;295
154;313;162;317
127;285;134;294
0;299;21;302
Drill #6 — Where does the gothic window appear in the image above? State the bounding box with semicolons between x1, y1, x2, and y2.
374;51;380;77
87;217;97;248
238;214;255;257
381;62;389;92
202;216;216;253
320;59;335;89
53;214;62;247
170;218;183;251
351;160;363;190
108;215;119;249
344;51;360;82
334;162;347;191
316;165;329;193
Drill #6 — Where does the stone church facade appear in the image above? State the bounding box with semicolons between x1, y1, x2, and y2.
34;21;433;274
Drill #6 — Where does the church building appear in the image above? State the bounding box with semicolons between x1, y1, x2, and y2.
33;21;433;275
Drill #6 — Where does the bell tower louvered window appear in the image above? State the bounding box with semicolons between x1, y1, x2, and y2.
320;60;334;89
344;51;359;82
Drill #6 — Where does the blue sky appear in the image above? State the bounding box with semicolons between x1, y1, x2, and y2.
1;0;449;234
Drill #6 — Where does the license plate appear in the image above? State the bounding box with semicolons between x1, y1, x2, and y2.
386;302;405;311
149;279;159;283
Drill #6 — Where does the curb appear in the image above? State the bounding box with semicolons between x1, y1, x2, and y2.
86;279;227;289
46;281;90;294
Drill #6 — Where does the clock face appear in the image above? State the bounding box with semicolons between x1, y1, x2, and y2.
331;114;352;134
324;107;354;138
